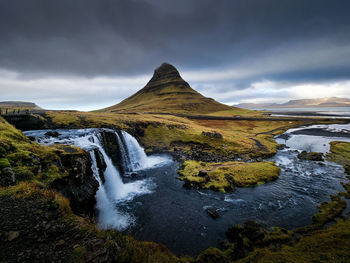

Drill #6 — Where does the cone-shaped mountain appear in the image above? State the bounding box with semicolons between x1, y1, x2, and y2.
103;63;234;114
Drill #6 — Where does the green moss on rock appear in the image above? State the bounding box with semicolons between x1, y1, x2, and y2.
178;160;280;192
0;157;10;168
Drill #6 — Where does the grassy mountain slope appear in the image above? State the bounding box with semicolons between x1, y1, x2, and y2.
102;63;241;115
0;101;42;110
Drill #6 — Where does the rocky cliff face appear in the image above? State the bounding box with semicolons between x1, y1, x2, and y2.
99;130;125;174
50;149;99;216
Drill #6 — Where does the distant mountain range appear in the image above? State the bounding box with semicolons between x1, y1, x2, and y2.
0;101;42;110
235;97;350;109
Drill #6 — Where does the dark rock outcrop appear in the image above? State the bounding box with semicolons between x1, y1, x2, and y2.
226;221;266;260
44;131;61;137
198;170;208;177
148;62;182;84
93;148;106;183
3;114;47;131
202;131;223;139
0;167;16;186
50;151;99;216
99;130;125;174
297;151;324;161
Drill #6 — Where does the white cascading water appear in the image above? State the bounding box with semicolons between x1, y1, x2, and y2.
23;128;170;230
119;131;169;171
71;132;154;229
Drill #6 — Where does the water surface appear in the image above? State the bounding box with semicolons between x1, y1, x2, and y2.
24;124;350;256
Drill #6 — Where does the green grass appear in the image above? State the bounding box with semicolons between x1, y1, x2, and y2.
327;141;350;169
178;160;280;192
0;116;89;185
236;219;350;263
0;157;10;168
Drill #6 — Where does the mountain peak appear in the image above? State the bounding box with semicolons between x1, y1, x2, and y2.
149;62;181;83
102;63;234;114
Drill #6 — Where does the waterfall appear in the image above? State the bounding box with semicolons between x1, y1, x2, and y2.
90;150;131;230
118;130;170;172
116;131;148;171
89;133;155;229
23;128;171;230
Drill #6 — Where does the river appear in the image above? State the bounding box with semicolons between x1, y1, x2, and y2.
24;123;350;256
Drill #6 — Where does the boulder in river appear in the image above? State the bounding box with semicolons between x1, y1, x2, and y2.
45;131;61;137
297;151;324;161
206;208;220;219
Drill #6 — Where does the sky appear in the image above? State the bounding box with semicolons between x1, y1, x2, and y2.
0;0;350;111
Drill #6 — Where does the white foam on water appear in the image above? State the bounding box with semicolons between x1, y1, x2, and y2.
119;131;171;171
24;128;169;230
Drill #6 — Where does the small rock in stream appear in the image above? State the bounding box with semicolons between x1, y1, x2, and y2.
206;208;220;219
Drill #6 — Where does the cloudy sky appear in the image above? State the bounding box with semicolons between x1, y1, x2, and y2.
1;0;350;111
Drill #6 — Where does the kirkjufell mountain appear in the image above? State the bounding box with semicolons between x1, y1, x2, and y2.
102;63;235;114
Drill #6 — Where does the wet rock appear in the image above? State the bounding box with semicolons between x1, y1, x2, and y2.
27;136;36;141
182;180;193;189
0;167;16;186
45;131;60;137
277;144;288;150
297;151;324;161
243;221;265;242
99;130;125;173
206;208;220;219
50;151;99;216
344;164;350;175
226;225;244;242
93;148;106;183
220;239;230;249
202;131;223;139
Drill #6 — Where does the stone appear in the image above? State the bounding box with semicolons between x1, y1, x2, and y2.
201;131;223;139
0;167;16;186
198;170;208;177
297;151;324;161
8;231;19;241
93;148;107;183
226;225;244;242
206;208;220;219
44;131;61;137
220;239;230;249
277;144;287;150
50;151;99;216
57;239;65;246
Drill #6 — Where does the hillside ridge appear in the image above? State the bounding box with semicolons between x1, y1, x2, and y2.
235;97;350;109
102;62;235;115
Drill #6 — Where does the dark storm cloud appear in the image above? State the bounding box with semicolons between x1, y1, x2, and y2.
0;0;349;79
1;0;350;110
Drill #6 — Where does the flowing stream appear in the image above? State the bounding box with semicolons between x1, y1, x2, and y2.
24;123;350;256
